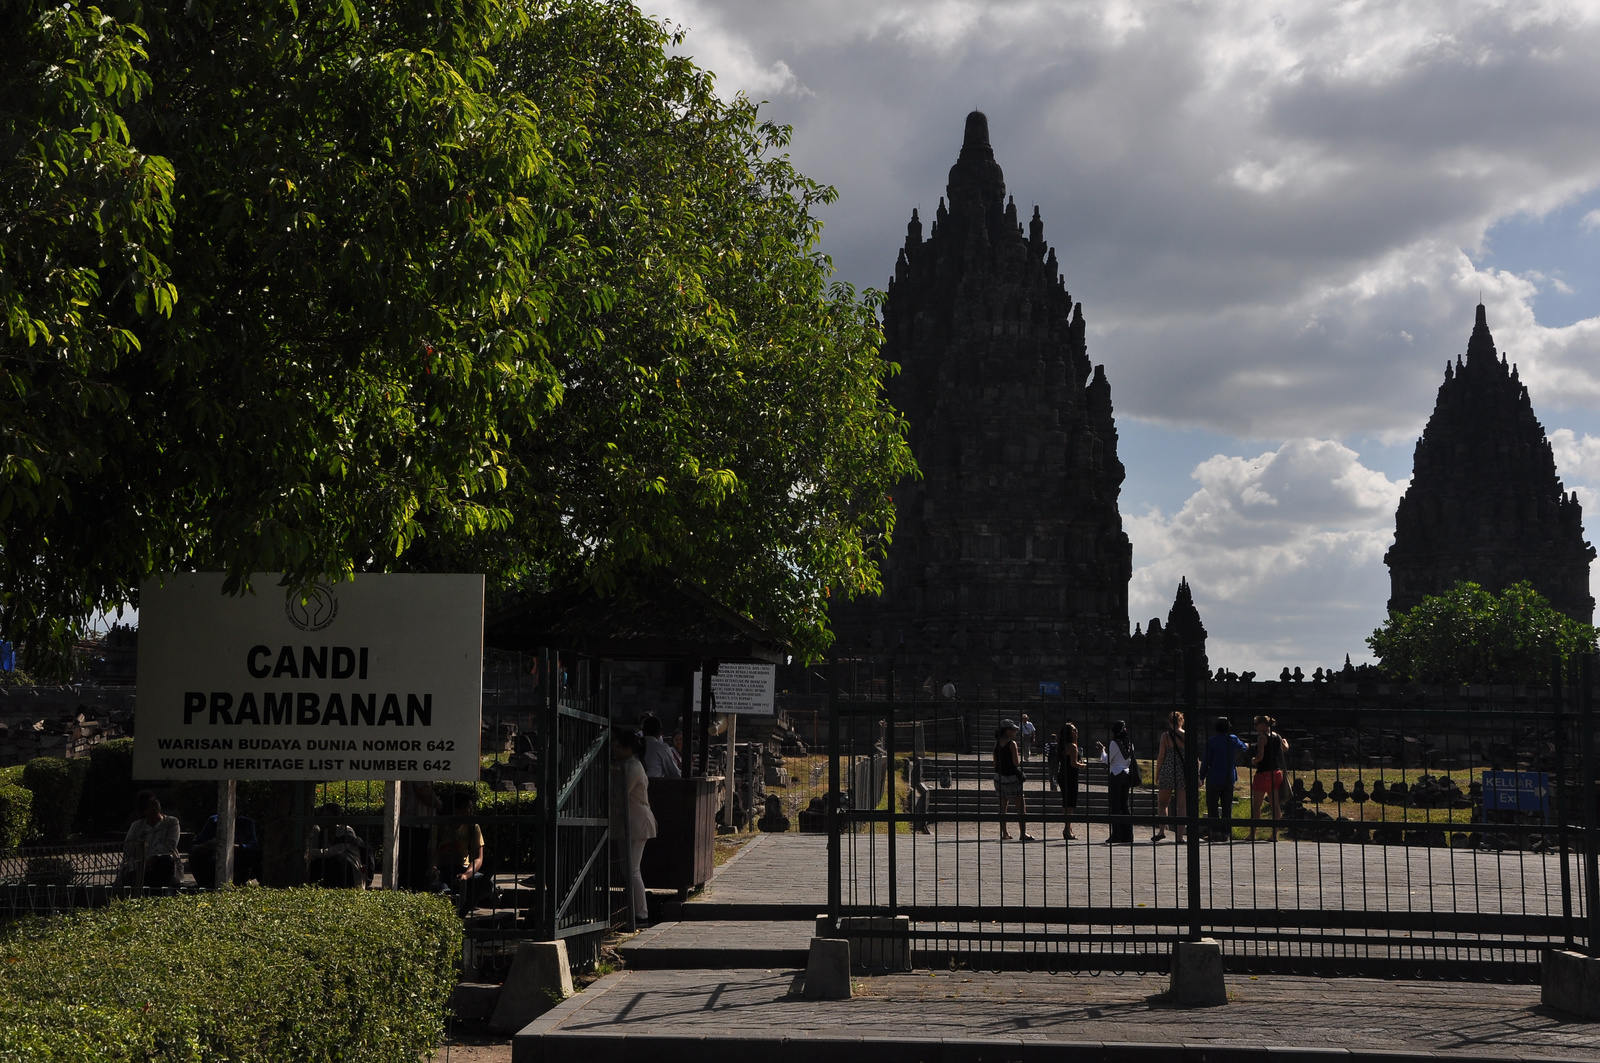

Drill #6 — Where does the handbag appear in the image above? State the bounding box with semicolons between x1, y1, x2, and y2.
1128;758;1143;786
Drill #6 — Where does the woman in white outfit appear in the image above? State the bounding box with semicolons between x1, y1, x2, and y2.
612;729;658;924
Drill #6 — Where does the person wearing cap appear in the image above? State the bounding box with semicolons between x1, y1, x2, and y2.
992;720;1033;841
1019;714;1036;760
1200;717;1249;841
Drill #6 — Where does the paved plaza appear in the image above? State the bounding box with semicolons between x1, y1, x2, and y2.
687;831;1575;917
564;829;1599;1063
510;968;1599;1063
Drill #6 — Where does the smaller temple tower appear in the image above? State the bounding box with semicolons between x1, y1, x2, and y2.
1127;578;1209;676
1385;304;1595;622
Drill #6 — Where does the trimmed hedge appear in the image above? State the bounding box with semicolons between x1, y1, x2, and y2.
0;781;29;850
0;887;460;1062
75;738;135;835
20;758;88;841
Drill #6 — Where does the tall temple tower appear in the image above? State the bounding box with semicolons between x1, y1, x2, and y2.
830;112;1132;693
1385;304;1595;622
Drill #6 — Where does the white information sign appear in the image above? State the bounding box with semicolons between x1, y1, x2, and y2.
134;573;484;781
692;663;776;716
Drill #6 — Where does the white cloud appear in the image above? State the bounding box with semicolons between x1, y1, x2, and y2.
645;0;1600;437
1548;429;1600;532
1127;440;1405;672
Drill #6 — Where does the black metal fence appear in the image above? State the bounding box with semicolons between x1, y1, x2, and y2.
825;656;1600;981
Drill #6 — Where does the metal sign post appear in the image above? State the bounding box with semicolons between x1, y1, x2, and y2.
215;779;237;889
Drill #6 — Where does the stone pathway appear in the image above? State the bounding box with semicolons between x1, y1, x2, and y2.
512;967;1600;1063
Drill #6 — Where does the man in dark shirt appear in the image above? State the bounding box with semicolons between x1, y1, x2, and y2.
190;812;261;887
1199;717;1248;842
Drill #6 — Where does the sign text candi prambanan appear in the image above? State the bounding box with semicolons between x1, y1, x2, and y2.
134;573;484;781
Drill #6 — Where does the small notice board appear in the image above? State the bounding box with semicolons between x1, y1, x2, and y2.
692;663;776;715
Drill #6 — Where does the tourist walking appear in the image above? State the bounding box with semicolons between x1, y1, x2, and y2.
1152;711;1187;844
1248;714;1289;841
1099;721;1138;844
1019;714;1036;760
612;729;659;924
1200;717;1248;841
1054;722;1095;840
993;720;1033;841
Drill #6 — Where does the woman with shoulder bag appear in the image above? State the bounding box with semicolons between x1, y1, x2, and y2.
1152;711;1188;844
1055;722;1097;841
1098;721;1137;844
1248;714;1289;842
993;720;1033;841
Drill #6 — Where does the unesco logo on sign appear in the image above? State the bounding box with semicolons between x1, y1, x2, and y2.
285;584;339;632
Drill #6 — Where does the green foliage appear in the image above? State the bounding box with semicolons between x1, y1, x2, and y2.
73;738;132;835
0;5;177;678
315;778;535;816
0;888;460;1062
1367;581;1599;683
3;0;913;674
0;782;30;849
19;757;87;840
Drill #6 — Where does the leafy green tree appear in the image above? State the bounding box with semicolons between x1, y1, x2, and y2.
1;0;912;673
416;3;913;656
1366;581;1597;683
1;5;178;673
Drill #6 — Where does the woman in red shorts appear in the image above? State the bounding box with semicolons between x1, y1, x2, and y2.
1248;714;1288;841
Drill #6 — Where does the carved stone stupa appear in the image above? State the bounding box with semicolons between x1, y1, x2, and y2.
1385;304;1595;622
830;112;1132;692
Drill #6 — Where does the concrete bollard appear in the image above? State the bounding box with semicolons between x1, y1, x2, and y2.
803;936;852;1000
1542;949;1600;1018
1169;938;1227;1006
490;940;575;1032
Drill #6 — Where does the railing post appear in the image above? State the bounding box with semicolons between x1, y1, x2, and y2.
1582;654;1600;956
827;657;842;930
1184;650;1202;941
538;648;560;940
887;658;898;915
1554;654;1574;947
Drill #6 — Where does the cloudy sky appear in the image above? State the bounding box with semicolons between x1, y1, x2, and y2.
645;0;1600;673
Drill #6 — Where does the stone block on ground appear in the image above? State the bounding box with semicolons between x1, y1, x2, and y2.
839;914;912;971
490;939;574;1032
452;982;503;1022
1542;949;1600;1019
803;936;851;1000
1169;937;1227;1006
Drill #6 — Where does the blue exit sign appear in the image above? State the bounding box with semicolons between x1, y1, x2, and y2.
1481;770;1550;818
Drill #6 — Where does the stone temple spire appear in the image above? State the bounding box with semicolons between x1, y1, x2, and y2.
830;111;1132;693
1385;304;1595;622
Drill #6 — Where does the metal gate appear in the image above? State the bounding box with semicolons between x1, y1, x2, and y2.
311;648;615;976
825;655;1599;980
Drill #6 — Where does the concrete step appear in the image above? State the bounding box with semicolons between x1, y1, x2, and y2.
925;790;1158;817
931;760;1114;782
